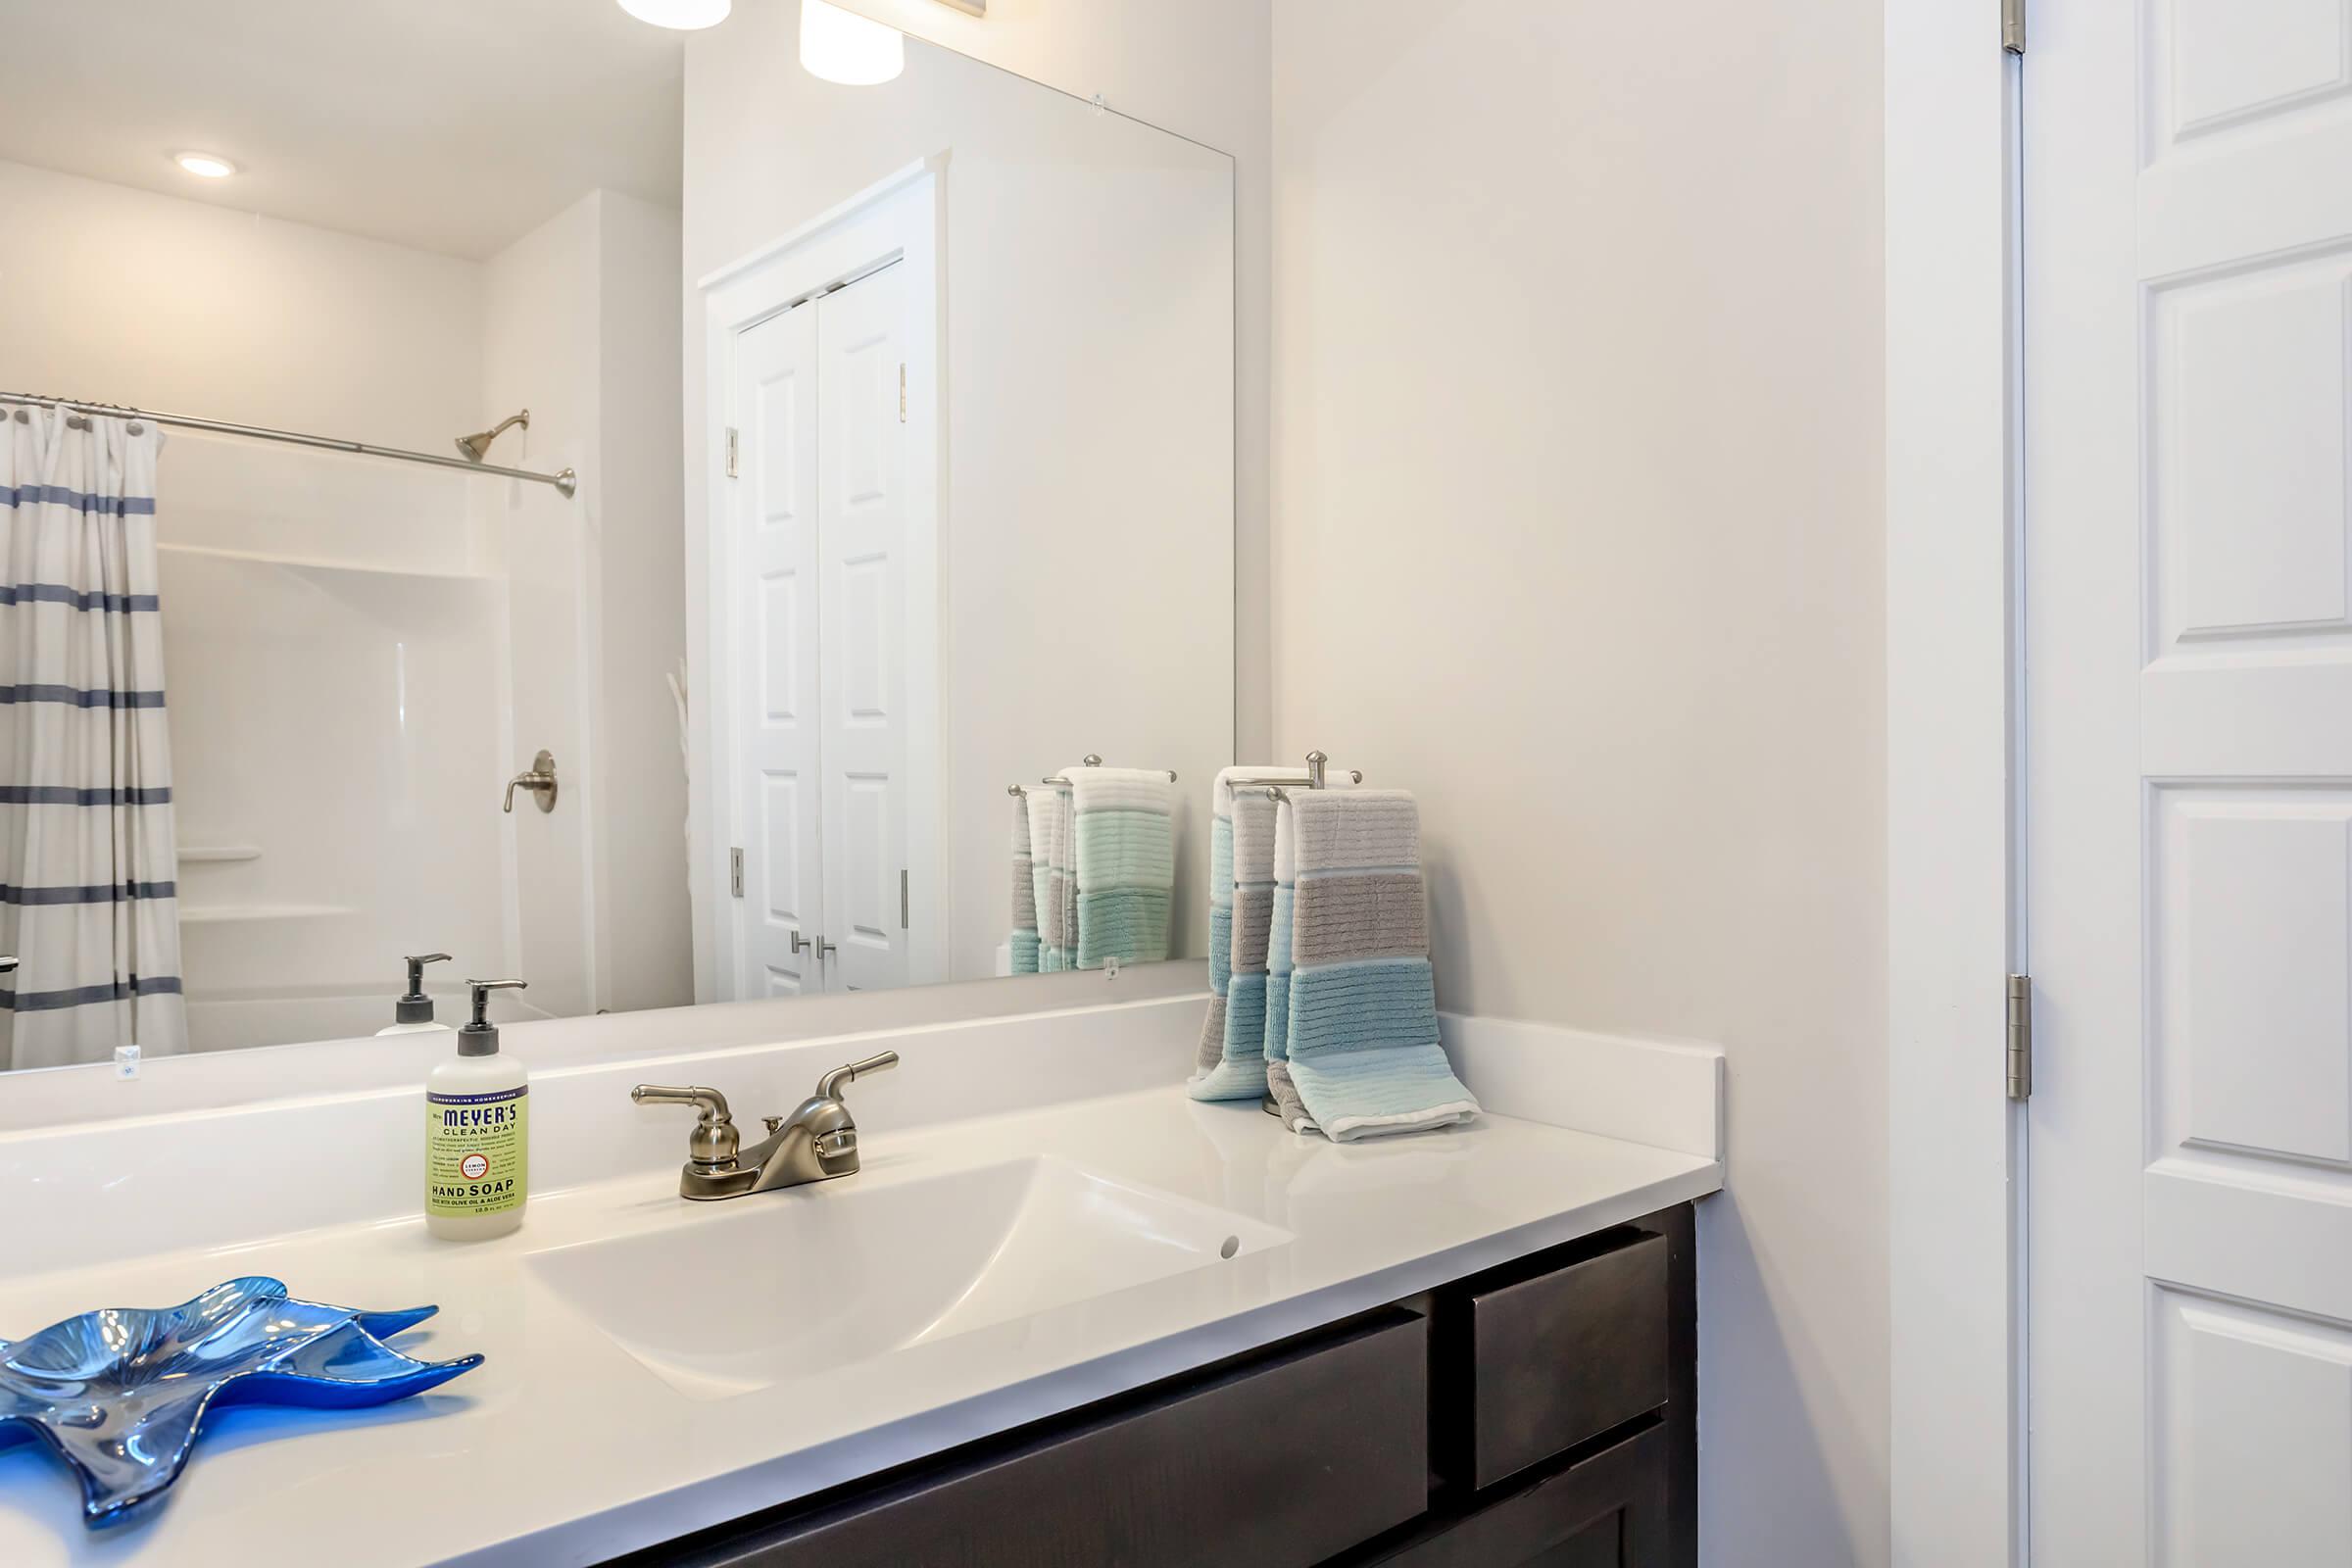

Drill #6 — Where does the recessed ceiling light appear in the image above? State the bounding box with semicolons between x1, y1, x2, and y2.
802;0;903;85
615;0;730;27
173;152;238;179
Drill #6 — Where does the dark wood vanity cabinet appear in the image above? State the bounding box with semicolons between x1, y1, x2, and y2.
612;1203;1695;1568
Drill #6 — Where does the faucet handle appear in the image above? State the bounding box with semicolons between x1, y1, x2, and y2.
632;1083;730;1118
815;1051;899;1102
632;1084;739;1167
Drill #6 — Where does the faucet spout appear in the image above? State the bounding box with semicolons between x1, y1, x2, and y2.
816;1050;899;1102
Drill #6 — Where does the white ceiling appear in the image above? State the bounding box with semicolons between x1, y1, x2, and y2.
0;0;684;260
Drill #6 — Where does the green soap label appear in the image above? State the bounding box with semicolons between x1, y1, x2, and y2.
426;1086;528;1218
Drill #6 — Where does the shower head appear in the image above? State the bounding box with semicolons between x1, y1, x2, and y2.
456;409;530;463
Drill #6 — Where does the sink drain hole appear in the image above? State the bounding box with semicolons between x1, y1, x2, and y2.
1220;1235;1240;1259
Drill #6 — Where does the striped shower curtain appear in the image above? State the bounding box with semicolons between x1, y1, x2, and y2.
0;405;186;1069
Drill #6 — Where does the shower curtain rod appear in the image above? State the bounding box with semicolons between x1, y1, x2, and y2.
0;391;579;499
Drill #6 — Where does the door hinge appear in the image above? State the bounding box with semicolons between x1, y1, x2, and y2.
899;364;907;423
2002;0;2025;54
725;425;740;478
900;868;909;930
2006;973;2034;1101
729;847;745;899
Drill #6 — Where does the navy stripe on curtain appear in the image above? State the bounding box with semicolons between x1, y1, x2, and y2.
0;485;158;514
0;685;168;708
0;785;173;806
0;582;162;612
0;974;185;1012
0;881;177;905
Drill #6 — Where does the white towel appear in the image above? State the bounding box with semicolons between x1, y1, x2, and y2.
1026;786;1072;970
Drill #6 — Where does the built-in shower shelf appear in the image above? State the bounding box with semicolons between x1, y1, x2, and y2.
178;903;354;925
158;541;505;583
177;846;262;864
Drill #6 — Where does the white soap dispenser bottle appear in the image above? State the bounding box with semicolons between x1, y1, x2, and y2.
377;952;455;1036
425;977;530;1242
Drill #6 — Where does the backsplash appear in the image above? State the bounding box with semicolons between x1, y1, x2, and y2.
0;992;1208;1277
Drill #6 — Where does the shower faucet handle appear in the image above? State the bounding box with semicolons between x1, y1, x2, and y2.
503;750;559;813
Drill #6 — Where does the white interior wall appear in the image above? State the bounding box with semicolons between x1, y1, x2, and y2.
831;0;1272;765
480;192;604;1020
1268;5;1889;1565
594;193;694;1015
0;159;479;449
479;188;692;1020
682;8;1235;982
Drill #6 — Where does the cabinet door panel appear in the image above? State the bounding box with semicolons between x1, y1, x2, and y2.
1361;1422;1672;1568
650;1310;1428;1568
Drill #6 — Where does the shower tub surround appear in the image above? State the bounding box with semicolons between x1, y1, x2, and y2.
0;990;1723;1565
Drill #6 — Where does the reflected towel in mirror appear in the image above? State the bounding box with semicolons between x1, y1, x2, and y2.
1065;766;1174;970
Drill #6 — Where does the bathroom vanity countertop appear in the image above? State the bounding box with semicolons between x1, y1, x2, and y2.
0;1086;1720;1566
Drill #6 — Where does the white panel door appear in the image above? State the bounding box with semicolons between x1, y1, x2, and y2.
2028;1;2352;1561
728;304;824;997
813;264;910;994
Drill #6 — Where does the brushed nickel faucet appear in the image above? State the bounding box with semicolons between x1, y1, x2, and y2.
632;1052;898;1200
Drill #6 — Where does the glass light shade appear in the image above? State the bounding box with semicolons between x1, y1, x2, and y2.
616;0;731;29
801;0;905;85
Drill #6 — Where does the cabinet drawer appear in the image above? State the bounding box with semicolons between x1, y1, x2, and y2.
1443;1230;1671;1492
650;1309;1429;1568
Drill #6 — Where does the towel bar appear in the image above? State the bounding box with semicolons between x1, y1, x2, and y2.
1230;750;1364;797
1018;757;1181;793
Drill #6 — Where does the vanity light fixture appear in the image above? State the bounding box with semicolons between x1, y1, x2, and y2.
172;151;237;178
801;0;905;85
615;0;730;28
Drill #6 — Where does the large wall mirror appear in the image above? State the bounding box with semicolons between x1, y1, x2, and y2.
0;0;1236;1072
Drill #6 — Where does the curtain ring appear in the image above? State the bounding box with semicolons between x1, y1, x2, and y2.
126;421;145;436
66;414;89;432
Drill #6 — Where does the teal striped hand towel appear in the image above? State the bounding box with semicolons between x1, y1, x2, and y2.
1067;766;1174;970
1278;790;1477;1142
1009;795;1041;974
1266;795;1308;1128
1189;766;1305;1100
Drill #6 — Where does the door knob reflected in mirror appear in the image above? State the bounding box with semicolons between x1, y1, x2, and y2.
504;751;558;813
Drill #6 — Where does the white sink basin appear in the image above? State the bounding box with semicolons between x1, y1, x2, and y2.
527;1155;1292;1399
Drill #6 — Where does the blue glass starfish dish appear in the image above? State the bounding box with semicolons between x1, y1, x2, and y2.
0;1275;484;1528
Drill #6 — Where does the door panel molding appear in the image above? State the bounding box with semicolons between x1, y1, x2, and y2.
1886;6;2023;1562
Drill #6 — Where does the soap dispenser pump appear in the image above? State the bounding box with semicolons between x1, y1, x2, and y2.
378;952;454;1036
425;978;530;1241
